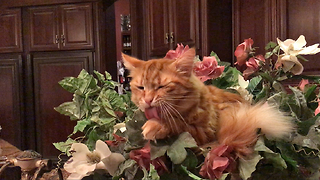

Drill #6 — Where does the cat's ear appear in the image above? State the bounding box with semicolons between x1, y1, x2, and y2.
172;48;196;76
122;53;142;70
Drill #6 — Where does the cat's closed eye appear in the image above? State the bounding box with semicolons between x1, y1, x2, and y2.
157;85;165;89
137;86;144;90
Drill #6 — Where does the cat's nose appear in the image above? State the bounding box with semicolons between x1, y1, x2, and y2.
144;98;153;106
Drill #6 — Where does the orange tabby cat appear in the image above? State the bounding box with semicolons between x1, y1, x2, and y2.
122;48;294;156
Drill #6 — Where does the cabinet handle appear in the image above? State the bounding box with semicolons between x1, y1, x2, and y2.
170;32;174;43
165;33;169;44
61;34;65;45
55;35;59;44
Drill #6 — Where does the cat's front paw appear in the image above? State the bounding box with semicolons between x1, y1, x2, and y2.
142;119;169;140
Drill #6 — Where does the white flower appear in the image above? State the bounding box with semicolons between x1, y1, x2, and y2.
64;140;125;179
113;122;127;133
238;74;249;89
229;75;253;103
276;35;320;75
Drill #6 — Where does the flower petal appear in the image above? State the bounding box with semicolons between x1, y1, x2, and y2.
211;157;229;169
102;153;126;176
298;79;309;91
293;35;306;50
64;157;78;173
66;173;85;180
95;140;111;159
315;99;320;116
299;44;320;55
70;143;90;161
238;75;249;88
75;163;96;175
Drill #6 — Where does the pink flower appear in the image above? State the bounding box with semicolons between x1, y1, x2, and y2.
298;79;309;92
194;56;225;82
242;55;265;80
199;145;237;180
129;142;168;175
165;44;190;59
105;134;127;147
234;38;254;66
315;99;320;116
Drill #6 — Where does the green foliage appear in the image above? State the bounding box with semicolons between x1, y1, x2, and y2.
53;69;137;153
55;40;320;180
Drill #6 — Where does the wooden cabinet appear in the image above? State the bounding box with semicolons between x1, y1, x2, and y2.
143;0;199;58
131;0;234;62
0;54;23;149
233;0;320;75
32;51;93;157
28;3;93;51
0;9;22;53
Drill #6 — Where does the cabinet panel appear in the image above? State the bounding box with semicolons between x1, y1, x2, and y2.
147;0;170;57
287;0;320;75
28;6;60;51
61;3;94;49
0;9;22;53
32;51;93;157
233;0;272;56
142;0;200;58
170;0;198;49
0;55;22;148
28;3;94;52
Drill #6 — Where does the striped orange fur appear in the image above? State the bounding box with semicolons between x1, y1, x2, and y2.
122;48;294;156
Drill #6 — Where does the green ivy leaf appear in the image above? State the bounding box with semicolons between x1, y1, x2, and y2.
255;138;287;169
94;70;106;84
53;138;77;156
239;152;263;180
247;76;262;93
148;164;160;180
179;165;206;180
289;86;313;120
298;115;319;136
72;119;92;134
265;41;277;50
150;144;169;160
297;55;309;62
181;149;198;169
54;101;82;120
58;77;79;93
125;110;147;149
210;51;221;62
167;132;198;164
113;159;137;179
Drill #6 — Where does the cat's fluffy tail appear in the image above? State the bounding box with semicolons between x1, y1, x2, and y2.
217;103;295;156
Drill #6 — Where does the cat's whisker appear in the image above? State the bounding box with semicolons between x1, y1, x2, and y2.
164;95;200;99
159;101;179;134
162;101;188;126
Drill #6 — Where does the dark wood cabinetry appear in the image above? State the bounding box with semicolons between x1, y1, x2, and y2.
0;0;114;158
28;3;93;51
32;51;93;157
0;54;22;149
233;0;320;75
139;0;199;58
131;0;233;62
0;9;22;53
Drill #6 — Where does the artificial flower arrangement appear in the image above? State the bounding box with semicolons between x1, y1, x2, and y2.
54;35;320;180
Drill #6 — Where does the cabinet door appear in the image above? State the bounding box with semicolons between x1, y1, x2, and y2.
0;55;22;148
169;0;199;50
0;9;22;53
32;51;93;157
60;3;94;50
28;6;60;51
146;0;170;57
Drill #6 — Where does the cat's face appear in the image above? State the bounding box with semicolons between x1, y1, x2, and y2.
122;48;197;120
